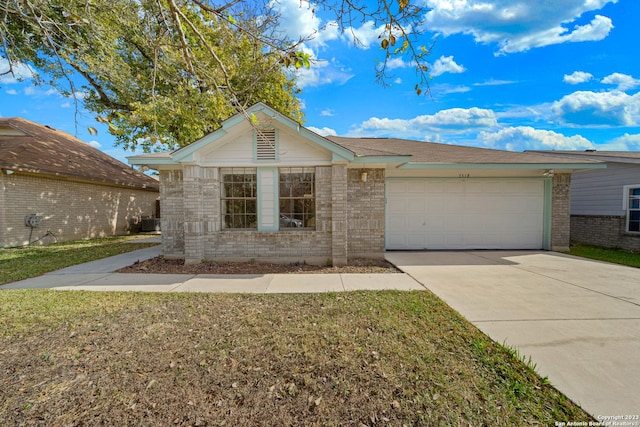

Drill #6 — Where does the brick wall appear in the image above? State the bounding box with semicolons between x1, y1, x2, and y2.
159;170;185;258
0;172;158;247
162;165;390;265
347;168;385;259
551;173;571;251
166;166;335;264
571;215;640;252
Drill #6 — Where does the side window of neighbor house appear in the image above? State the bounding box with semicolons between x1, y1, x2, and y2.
628;187;640;232
279;167;315;229
221;168;257;229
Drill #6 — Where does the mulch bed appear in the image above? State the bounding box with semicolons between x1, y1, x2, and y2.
117;256;401;275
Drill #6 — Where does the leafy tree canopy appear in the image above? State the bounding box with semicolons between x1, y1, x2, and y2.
0;0;430;151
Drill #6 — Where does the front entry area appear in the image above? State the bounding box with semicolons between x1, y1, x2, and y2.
385;179;545;250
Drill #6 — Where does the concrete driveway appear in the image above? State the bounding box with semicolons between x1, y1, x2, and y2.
385;251;640;419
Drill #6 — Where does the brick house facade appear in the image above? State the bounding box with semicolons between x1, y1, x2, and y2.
0;118;159;247
532;151;640;251
129;103;602;264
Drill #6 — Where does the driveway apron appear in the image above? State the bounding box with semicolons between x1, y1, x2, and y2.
385;250;640;419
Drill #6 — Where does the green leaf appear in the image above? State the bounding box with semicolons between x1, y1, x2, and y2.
227;14;237;24
87;126;98;135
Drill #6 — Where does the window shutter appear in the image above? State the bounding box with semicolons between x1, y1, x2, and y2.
256;128;276;160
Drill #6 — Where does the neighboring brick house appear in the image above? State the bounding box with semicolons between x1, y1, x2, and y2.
0;118;159;247
532;150;640;251
128;103;603;265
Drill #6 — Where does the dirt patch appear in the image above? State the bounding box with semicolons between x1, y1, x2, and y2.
117;256;400;274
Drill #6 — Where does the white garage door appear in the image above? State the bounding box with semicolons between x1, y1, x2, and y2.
385;179;544;250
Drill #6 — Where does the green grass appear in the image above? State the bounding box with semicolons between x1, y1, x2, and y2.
0;290;592;425
568;244;640;268
0;236;158;284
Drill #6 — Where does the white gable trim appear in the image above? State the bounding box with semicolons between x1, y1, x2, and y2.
170;103;354;164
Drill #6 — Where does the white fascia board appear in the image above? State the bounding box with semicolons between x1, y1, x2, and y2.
398;162;607;170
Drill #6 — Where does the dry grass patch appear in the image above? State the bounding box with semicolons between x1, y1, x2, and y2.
0;290;591;426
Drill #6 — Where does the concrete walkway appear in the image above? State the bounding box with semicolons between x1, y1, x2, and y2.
1;245;424;293
386;250;640;420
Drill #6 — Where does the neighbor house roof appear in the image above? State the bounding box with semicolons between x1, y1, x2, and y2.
529;150;640;165
328;136;603;167
0;118;158;190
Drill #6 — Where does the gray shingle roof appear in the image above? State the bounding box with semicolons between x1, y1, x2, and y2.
0;118;159;190
327;136;601;164
530;150;640;164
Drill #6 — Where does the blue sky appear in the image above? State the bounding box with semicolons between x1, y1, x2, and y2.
1;0;639;164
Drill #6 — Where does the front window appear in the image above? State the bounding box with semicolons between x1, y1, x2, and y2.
279;167;315;229
221;168;257;229
628;187;640;232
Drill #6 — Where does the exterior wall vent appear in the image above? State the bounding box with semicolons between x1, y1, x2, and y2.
255;128;277;160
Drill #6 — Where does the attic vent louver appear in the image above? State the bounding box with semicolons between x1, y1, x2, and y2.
256;128;276;160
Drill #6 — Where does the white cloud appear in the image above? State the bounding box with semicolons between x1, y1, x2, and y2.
60;102;71;108
564;71;593;84
293;57;353;88
394;77;403;84
86;140;102;149
386;57;411;70
320;109;334;116
424;0;617;54
307;126;337;136
599;133;640;150
601;73;640;91
479;126;594;151
5;89;17;95
24;86;36;95
352;107;497;138
473;79;516;86
342;21;381;49
430;55;466;76
272;0;339;49
431;83;471;95
0;59;34;83
552;90;640;127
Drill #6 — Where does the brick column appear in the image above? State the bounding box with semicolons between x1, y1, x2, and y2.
551;173;571;252
159;170;185;258
182;165;204;264
331;164;348;266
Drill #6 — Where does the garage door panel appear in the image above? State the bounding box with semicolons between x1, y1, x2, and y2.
386;179;544;250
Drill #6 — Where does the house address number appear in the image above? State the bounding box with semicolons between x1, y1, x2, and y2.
458;173;470;179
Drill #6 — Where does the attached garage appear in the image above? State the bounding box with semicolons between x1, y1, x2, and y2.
385;179;546;250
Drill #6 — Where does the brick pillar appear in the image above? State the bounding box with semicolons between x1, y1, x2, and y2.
159;170;185;258
551;173;571;252
331;164;348;266
182;165;204;264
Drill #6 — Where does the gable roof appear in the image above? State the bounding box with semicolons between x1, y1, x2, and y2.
529;150;640;165
0;118;158;191
127;102;604;172
328;137;604;168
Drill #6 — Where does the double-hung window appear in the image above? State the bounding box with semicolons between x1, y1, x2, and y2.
221;168;257;229
279;167;315;229
627;187;640;232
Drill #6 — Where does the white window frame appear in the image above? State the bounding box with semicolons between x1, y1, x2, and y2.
278;167;316;230
623;184;640;233
220;168;258;230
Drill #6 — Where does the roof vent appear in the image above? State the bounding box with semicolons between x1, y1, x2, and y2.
0;124;27;136
585;149;597;152
256;128;276;160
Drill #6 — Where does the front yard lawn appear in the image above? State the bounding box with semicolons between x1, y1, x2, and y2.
0;289;592;425
0;236;158;285
568;244;640;268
